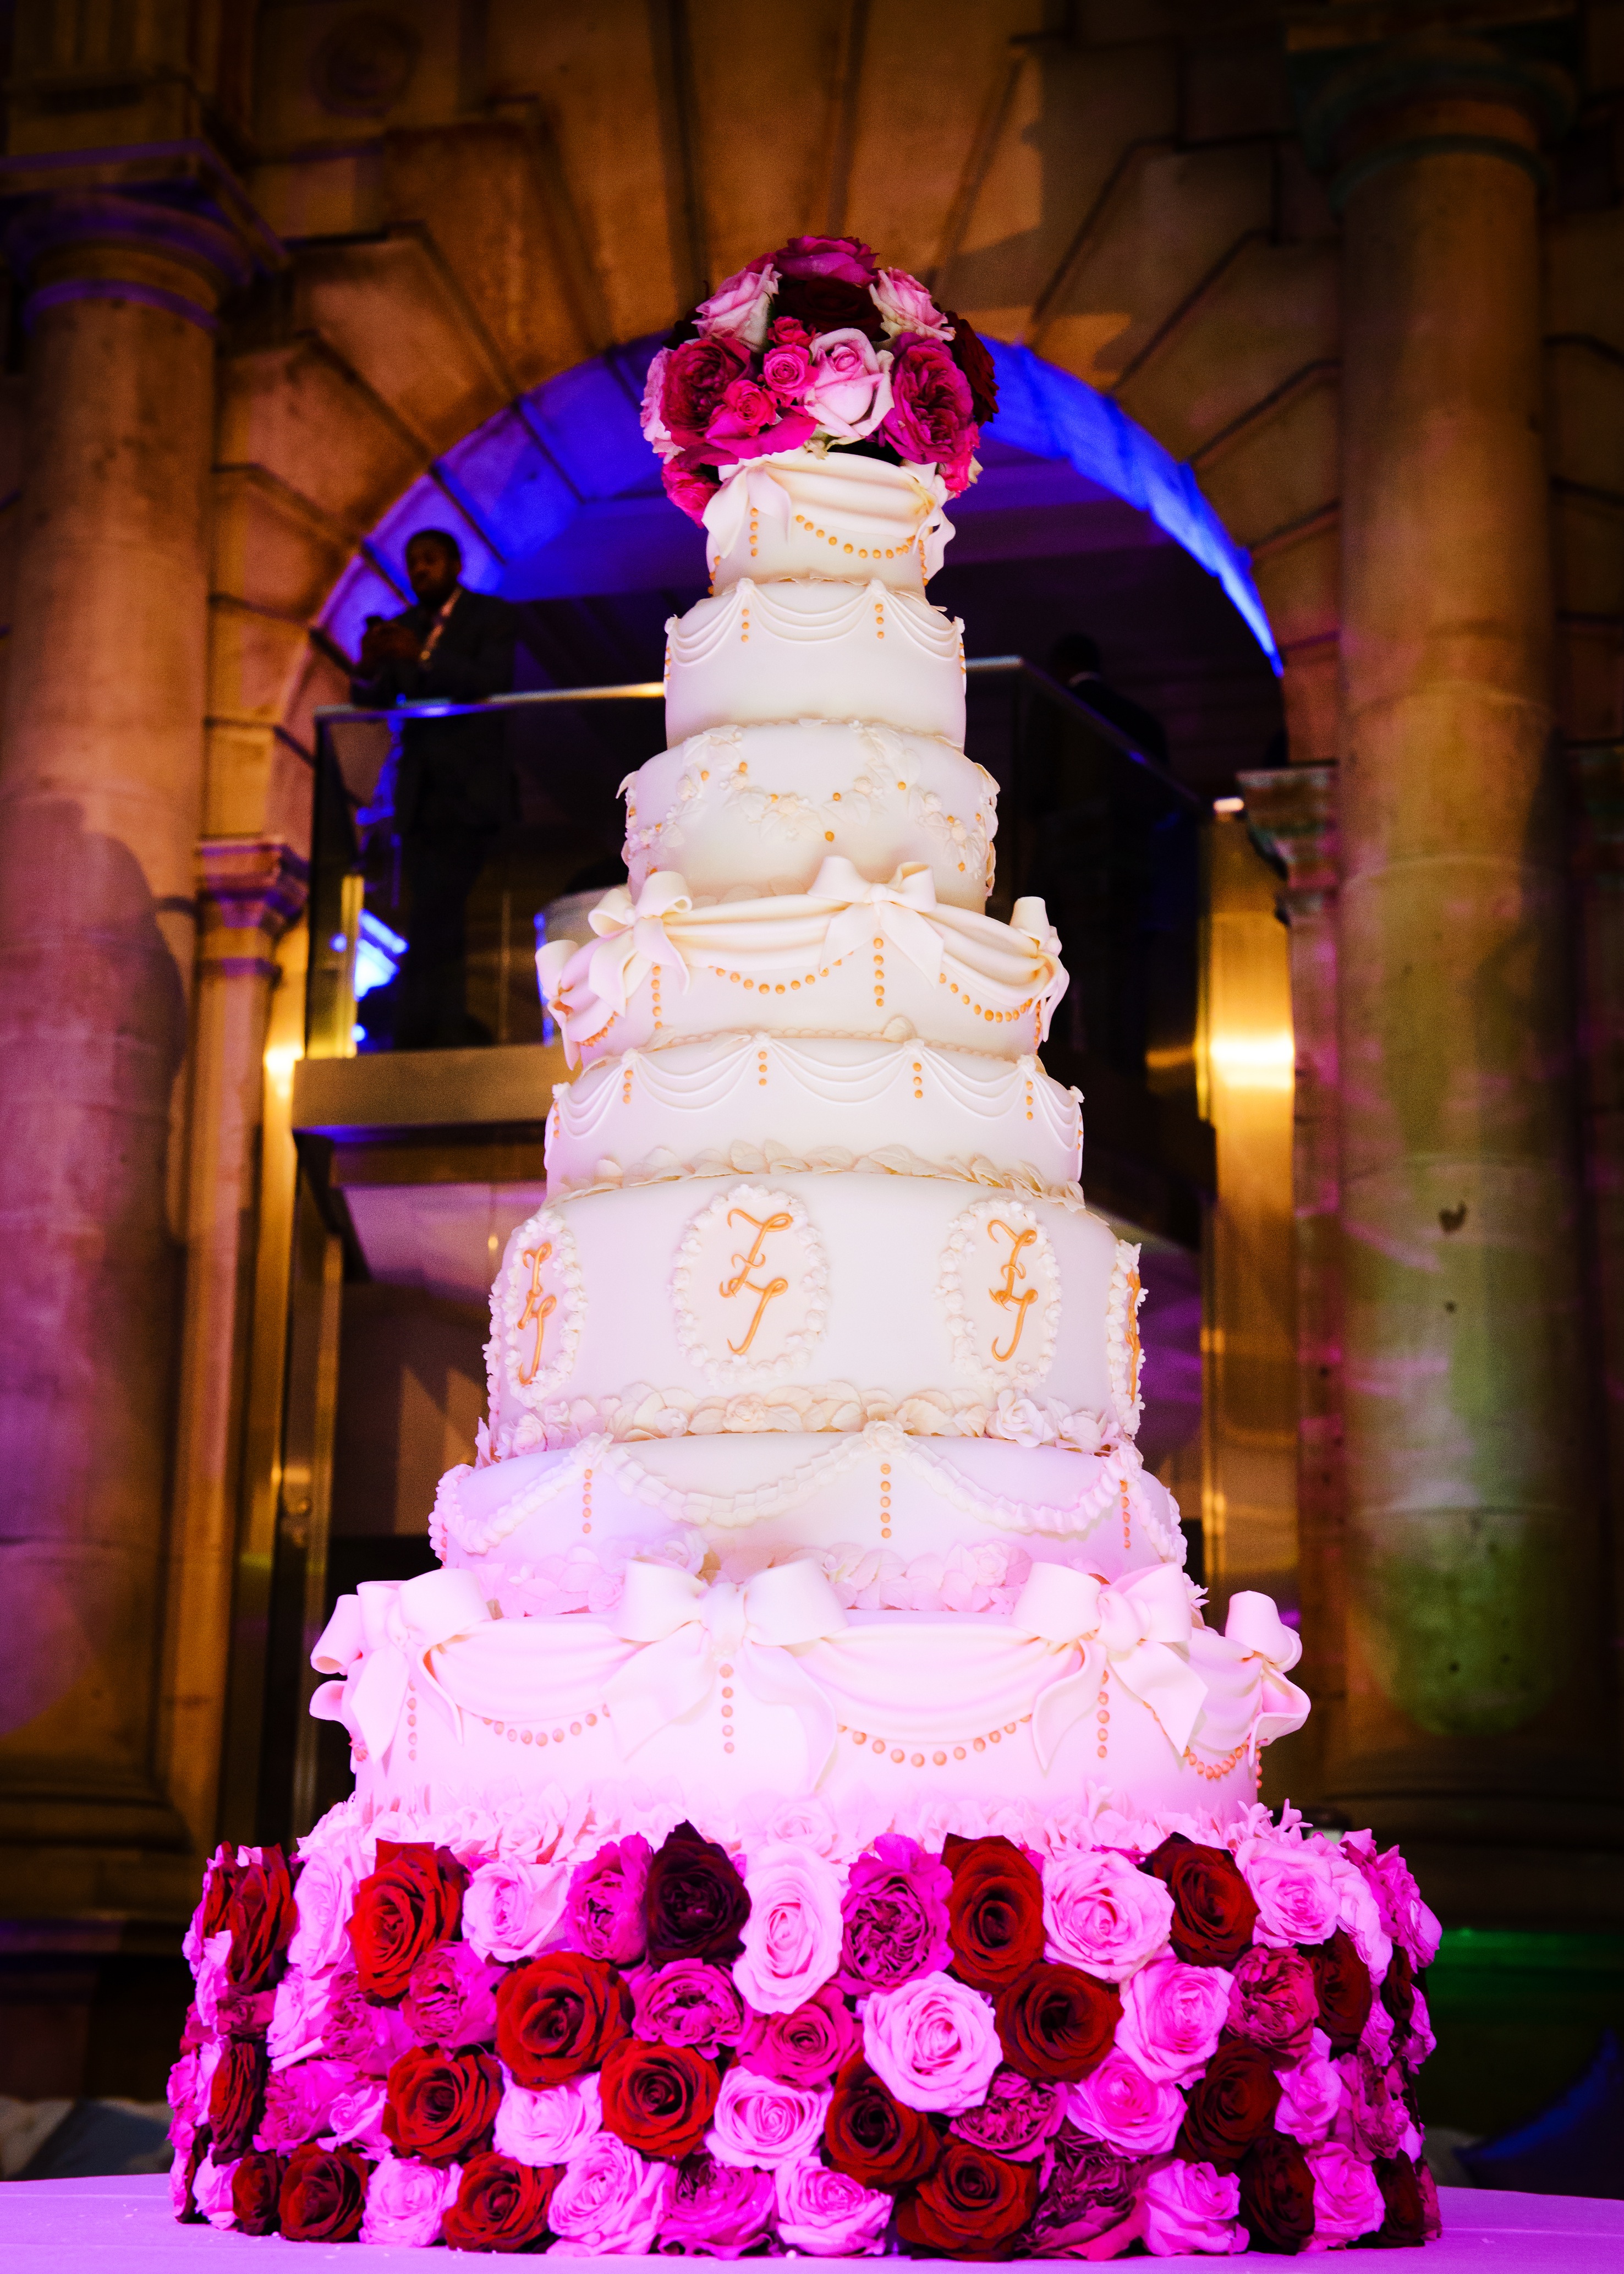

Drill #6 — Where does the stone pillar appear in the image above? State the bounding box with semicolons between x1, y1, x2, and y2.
0;193;250;1855
161;839;308;1846
1304;38;1617;1874
1239;764;1345;1796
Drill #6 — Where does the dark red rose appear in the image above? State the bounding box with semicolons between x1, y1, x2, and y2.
442;2151;559;2251
644;1822;750;1966
599;2037;720;2161
231;2150;284;2237
772;234;878;285
896;2136;1039;2259
770;315;812;348
823;2055;941;2189
661;336;750;452
1143;1833;1260;1968
737;1982;860;2087
383;2045;502;2165
1369;2151;1439;2245
1309;1927;1374;2054
1239;2131;1315;2254
199;1843;237;1940
944;311;999;424
774;273;885;342
207;2037;267;2160
880;335;975;470
278;2143;370;2243
1228;1943;1319;2057
995;1961;1120;2082
222;1847;299;1992
1180;2039;1282;2167
943;1835;1045;1992
1027;2124;1137;2253
348;1840;463;2003
1381;1946;1417;2030
496;1951;632;2087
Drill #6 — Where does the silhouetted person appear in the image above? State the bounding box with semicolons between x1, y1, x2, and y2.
1047;633;1168;766
351;530;518;1048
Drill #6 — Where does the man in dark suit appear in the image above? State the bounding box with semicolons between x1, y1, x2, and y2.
350;529;519;1048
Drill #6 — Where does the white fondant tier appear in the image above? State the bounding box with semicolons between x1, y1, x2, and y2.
536;867;1065;1070
543;1036;1081;1199
622;720;996;910
482;1171;1143;1460
702;448;945;595
664;577;966;747
437;1430;1179;1598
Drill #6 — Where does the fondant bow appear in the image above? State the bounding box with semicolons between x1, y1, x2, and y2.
309;1569;492;1763
1221;1591;1311;1749
1011;1560;1205;1766
815;857;944;983
603;1559;847;1785
703;461;794;566
582;872;694;1016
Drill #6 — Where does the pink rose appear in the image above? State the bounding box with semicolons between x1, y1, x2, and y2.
1140;2157;1245;2256
191;2150;239;2232
402;1941;502;2048
1043;1848;1175;1982
772;234;877;284
733;1842;844;2014
321;1964;417;2074
360;2153;461;2246
950;2065;1066;2160
640;345;676;458
547;2131;670;2254
861;1970;1002;2115
1228;1944;1319;2058
166;2050;206;2129
287;1850;358;1976
1361;1996;1395;2070
1401;1988;1436;2074
871;267;952;341
567;1834;650;1965
706;2064;830;2169
879;335;974;472
1275;2028;1344;2145
1238;1840;1341;1949
804;329;892;441
168;2125;195;2216
1307;2139;1386;2245
838;1833;952;1994
464;1859;569;1964
632;1960;745;2057
1341;1832;1441;1969
1066;2045;1184;2157
1118;1956;1231;2084
195;1929;273;2040
253;2057;351;2152
761;342;811;399
737;1982;859;2087
775;2155;892;2255
267;1966;330;2069
659;2152;776;2256
495;2069;602;2165
329;2075;391;2159
695;257;779;349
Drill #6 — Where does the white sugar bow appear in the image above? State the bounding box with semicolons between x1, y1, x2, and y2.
1011;1559;1205;1766
309;1569;492;1762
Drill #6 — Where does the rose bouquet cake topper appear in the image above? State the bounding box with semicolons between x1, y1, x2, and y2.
640;233;997;526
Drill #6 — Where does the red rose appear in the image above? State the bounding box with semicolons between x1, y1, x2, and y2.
497;1950;632;2087
996;1961;1121;2081
879;335;975;471
1371;2151;1440;2244
896;2137;1039;2259
599;2037;721;2161
1179;2039;1282;2167
1143;1833;1260;1968
442;2151;559;2251
1309;1927;1374;2053
943;1835;1045;1991
661;336;750;453
199;1844;237;1941
823;2056;941;2189
207;2037;267;2160
644;1822;751;1966
944;311;999;424
774;273;885;342
348;1840;463;2003
1238;2131;1316;2254
383;2044;502;2165
222;1847;299;1991
278;2143;370;2243
230;2150;283;2236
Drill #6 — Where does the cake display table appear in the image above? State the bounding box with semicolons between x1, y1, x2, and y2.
3;2175;1623;2271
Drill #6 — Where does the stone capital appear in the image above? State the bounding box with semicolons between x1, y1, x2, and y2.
196;838;310;980
1237;764;1338;909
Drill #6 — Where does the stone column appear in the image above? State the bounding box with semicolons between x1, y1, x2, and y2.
1305;39;1617;1871
0;193;250;1854
161;839;308;1847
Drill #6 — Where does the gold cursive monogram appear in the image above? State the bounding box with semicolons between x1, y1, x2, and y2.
986;1217;1039;1362
721;1207;794;1355
517;1243;558;1385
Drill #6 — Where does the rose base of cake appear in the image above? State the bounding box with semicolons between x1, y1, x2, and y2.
167;1788;1441;2256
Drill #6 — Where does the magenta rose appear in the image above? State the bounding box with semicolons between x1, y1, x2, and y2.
1066;2043;1184;2157
838;1832;952;1994
1043;1846;1175;1982
1307;2137;1386;2245
320;1965;417;2075
706;2064;830;2169
1117;1954;1231;2084
546;2131;670;2253
949;2064;1066;2161
659;2151;775;2256
359;2154;460;2246
567;1834;651;1966
1341;1831;1442;1969
737;1982;860;2087
631;1959;745;2058
704;376;815;462
1227;1942;1319;2058
253;2058;350;2152
880;334;975;470
661;336;751;454
1141;2157;1244;2255
662;458;720;522
401;1941;503;2048
772;233;877;284
761;342;811;399
1026;2124;1138;2255
734;1842;844;2014
862;1969;1002;2115
774;2154;892;2255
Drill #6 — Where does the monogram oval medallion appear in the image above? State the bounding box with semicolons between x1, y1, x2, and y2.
1106;1238;1145;1433
672;1182;829;1388
938;1197;1061;1389
490;1206;585;1411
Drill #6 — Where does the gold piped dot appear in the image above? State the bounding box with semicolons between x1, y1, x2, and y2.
891;1749;906;1764
933;1751;946;1766
953;1746;966;1760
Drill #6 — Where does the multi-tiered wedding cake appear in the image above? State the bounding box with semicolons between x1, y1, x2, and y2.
169;238;1440;2257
